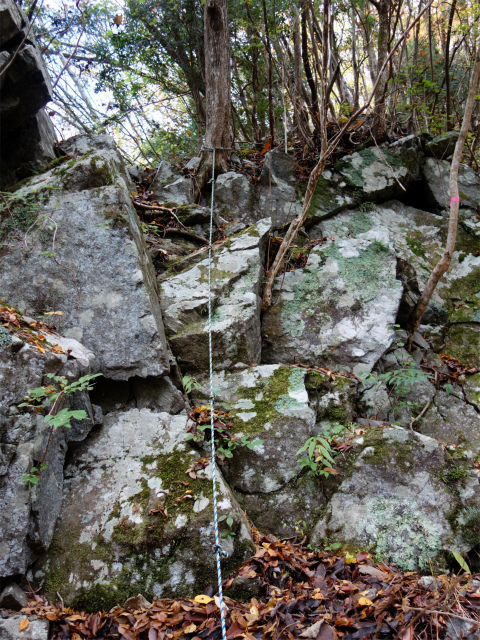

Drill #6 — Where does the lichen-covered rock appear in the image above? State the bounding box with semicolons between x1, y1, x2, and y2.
194;365;356;538
159;219;270;373
423;158;480;210
334;139;421;202
0;135;170;380
262;223;403;374
0;327;95;577
35;408;252;610
313;425;480;570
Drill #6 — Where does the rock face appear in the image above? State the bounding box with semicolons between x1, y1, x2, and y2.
313;425;480;571
193;365;357;539
0;0;56;187
35;408;253;609
262;221;403;374
3;131;480;604
0;324;96;577
0;135;170;380
0;615;49;639
159;219;270;373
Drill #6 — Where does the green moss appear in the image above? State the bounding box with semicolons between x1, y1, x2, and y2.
362;430;415;475
406;233;425;258
44;155;69;172
227;366;303;436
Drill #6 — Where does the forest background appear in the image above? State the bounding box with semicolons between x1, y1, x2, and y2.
18;0;480;172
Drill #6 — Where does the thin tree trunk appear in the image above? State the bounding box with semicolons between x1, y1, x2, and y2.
445;0;457;131
195;0;231;195
406;43;480;347
371;0;390;142
262;0;275;146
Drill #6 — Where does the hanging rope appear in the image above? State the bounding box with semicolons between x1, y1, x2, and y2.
204;144;229;640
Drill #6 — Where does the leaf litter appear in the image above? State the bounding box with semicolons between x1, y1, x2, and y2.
20;528;480;639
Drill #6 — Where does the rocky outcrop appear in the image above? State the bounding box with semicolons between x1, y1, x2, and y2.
0;135;170;380
34;408;253;608
159;218;270;373
0;0;56;187
0;322;96;578
423;157;480;210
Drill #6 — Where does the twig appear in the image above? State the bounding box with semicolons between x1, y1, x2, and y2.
410;397;432;430
163;228;208;245
406;607;480;627
132;199;189;230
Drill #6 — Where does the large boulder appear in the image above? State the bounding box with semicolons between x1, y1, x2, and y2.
423;158;480;210
0;135;170;380
194;364;357;538
34;408;253;610
0;315;96;578
313;425;480;571
262;221;403;374
0;0;56;187
159;218;270;373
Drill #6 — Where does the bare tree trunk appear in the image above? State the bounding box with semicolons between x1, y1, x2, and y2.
445;0;457;131
195;0;231;195
406;43;480;348
262;0;275;147
371;0;390;142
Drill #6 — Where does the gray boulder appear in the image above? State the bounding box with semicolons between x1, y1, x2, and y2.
159;218;270;373
423;158;480;210
0;134;170;380
0;616;49;639
35;408;253;608
0;583;28;610
0;323;96;578
313;425;480;570
425;131;459;159
262;223;403;374
334;138;422;202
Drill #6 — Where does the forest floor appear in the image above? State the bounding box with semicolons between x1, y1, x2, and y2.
18;528;480;640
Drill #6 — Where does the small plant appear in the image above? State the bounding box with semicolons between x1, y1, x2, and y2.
323;536;342;552
297;424;344;477
358;353;433;420
218;513;236;539
359;201;376;212
19;372;100;485
182;375;202;394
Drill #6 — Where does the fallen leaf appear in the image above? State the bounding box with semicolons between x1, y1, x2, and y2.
358;565;387;579
184;623;197;633
194;594;213;604
358;597;373;606
300;619;323;637
19;618;29;631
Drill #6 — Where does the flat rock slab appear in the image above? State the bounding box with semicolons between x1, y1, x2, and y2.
313;425;480;571
0;135;169;379
262;225;403;374
35;408;253;609
160;219;270;373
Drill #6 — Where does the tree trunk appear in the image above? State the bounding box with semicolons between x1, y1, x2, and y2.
195;0;231;195
445;0;457;131
371;0;389;142
406;42;480;348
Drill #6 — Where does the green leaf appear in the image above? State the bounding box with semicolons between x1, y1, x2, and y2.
452;550;471;574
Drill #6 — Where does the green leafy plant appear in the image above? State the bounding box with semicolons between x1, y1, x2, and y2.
19;372;100;485
182;375;202;394
218;513;236;539
297;424;344;477
358;355;433;420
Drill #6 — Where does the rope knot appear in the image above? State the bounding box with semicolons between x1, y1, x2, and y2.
214;543;228;558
